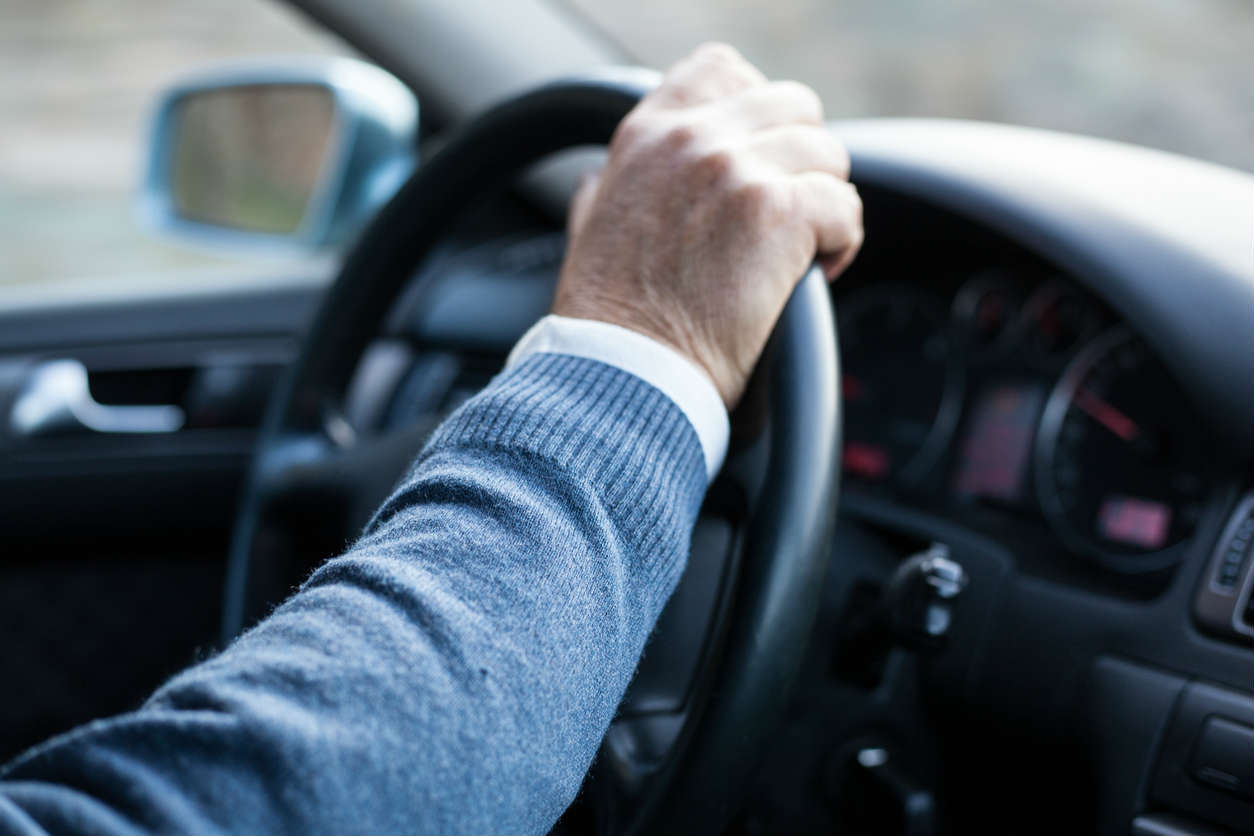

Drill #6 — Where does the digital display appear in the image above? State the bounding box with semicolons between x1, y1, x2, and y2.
1098;496;1171;549
953;383;1044;502
844;441;890;481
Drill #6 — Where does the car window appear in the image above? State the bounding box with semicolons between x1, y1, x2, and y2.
0;0;354;304
567;0;1251;172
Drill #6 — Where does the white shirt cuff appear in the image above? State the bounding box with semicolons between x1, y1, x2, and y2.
505;314;730;481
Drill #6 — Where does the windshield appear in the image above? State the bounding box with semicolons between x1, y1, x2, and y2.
2;0;1246;301
564;0;1250;171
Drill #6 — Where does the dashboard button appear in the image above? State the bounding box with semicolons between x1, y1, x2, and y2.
1191;717;1254;801
1212;505;1254;592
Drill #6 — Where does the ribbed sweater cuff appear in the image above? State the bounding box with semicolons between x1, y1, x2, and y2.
424;353;708;599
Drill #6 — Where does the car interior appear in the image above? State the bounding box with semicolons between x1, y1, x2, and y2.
1;1;1251;834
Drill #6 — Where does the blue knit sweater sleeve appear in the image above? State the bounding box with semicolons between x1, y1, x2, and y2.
0;354;708;835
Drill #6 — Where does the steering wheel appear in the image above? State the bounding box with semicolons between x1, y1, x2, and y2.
222;69;841;835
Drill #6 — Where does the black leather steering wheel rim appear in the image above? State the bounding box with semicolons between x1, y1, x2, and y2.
222;68;842;835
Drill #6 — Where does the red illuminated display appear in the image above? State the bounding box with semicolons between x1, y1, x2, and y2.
844;441;890;481
953;383;1044;502
1098;496;1171;550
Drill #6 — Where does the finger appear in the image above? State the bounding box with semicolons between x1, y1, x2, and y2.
789;173;864;278
819;251;854;281
653;42;766;108
568;172;601;238
714;80;824;132
743;124;850;179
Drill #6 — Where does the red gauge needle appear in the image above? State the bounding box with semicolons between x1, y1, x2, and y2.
1075;388;1140;442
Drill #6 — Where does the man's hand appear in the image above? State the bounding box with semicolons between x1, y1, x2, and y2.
553;43;864;408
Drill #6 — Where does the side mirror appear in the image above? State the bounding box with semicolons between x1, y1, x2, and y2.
140;58;418;252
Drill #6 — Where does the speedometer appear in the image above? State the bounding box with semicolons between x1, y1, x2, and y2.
837;284;961;485
1035;327;1208;571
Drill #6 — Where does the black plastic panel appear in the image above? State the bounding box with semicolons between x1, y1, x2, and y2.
1152;680;1254;833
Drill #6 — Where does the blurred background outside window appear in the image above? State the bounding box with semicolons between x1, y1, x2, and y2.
1;0;1248;298
570;0;1250;173
0;0;350;301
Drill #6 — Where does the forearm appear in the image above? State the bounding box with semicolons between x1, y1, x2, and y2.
0;354;707;835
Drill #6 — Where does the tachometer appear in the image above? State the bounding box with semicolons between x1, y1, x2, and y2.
1017;282;1102;358
836;285;961;485
1035;327;1208;571
952;273;1023;348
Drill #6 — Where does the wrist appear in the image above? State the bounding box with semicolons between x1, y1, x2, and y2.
506;314;731;480
551;294;738;409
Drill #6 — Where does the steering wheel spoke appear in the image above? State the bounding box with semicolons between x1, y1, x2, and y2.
254;418;440;530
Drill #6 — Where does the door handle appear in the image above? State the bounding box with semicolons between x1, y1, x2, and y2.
10;359;185;437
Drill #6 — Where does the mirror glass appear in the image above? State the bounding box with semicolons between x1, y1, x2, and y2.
170;84;336;235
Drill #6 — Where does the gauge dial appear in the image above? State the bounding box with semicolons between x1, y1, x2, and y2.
953;275;1022;348
1018;283;1102;358
1035;328;1208;571
836;285;960;484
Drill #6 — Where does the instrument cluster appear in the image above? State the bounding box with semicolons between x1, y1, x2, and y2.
836;272;1211;574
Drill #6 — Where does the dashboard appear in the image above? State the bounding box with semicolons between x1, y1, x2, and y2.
836;270;1210;577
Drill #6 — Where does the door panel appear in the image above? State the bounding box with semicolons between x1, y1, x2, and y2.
0;282;318;760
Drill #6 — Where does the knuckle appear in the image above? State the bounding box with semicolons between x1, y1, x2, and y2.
826;180;861;224
845;183;864;225
729;179;782;222
834;184;864;243
789;125;847;173
612;109;653;149
694;42;743;66
775;79;824;122
832;140;852;178
697;147;737;180
610;121;640;152
662;121;702;151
